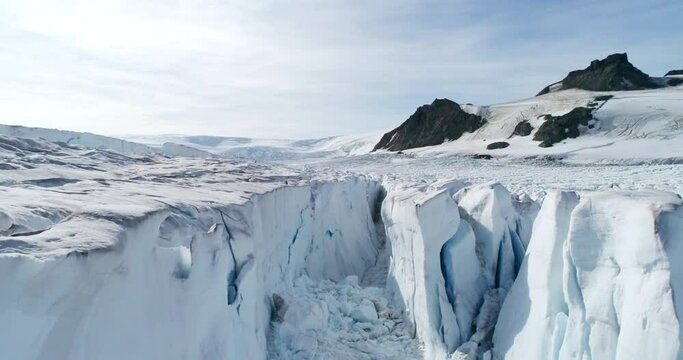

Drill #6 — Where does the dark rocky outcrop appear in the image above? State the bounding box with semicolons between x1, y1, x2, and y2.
587;95;614;108
372;99;486;152
486;141;510;150
593;95;614;102
470;154;492;160
533;107;594;147
537;53;663;96
668;78;683;86
511;121;533;137
665;70;683;76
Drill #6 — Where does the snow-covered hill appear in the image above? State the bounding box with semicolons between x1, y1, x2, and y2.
400;87;683;163
372;54;683;163
124;132;382;161
0;124;213;158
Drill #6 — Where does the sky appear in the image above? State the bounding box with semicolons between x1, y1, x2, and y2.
0;0;681;139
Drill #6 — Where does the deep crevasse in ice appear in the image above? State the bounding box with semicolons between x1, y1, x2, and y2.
381;181;536;359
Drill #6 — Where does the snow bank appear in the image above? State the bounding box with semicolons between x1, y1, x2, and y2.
493;190;683;360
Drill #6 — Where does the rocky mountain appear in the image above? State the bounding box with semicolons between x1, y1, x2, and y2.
537;53;664;95
372;99;485;152
372;53;683;157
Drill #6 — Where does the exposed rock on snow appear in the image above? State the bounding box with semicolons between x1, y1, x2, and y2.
533;107;594;147
537;53;664;96
510;121;532;137
367;76;682;159
486;141;510;150
372;99;486;152
667;77;683;86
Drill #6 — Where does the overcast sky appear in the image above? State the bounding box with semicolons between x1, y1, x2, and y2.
0;0;681;139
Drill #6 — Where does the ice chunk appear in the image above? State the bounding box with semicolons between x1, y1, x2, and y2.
382;187;462;358
454;182;529;291
350;298;379;323
493;191;578;359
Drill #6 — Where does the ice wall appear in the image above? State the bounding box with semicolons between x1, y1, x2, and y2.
381;181;534;359
493;190;683;360
0;177;383;360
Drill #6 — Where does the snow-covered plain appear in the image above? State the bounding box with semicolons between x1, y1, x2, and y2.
1;85;683;360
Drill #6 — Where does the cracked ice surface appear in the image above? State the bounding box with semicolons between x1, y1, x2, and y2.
3;134;683;360
0;136;401;359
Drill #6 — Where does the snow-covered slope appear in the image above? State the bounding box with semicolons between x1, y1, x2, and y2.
391;86;683;163
0;124;156;156
0;124;213;158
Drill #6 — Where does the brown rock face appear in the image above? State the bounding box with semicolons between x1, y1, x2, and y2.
372;99;485;152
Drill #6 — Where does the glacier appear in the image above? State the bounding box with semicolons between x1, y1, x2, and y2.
1;133;683;359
